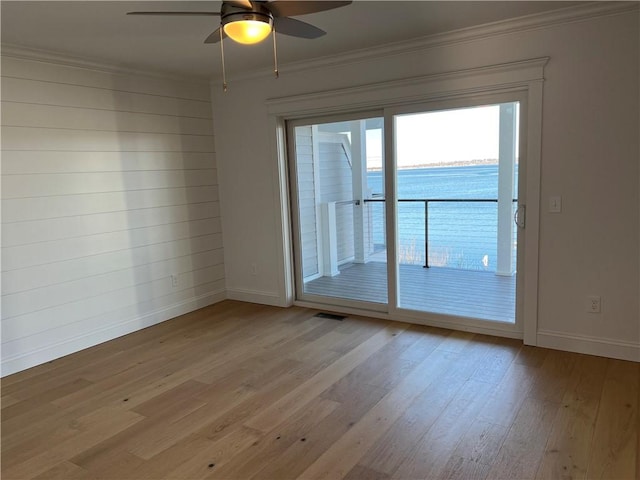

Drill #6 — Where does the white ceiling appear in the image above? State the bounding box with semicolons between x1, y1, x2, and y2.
1;1;586;79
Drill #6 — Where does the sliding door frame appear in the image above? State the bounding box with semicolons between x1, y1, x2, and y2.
383;92;528;335
267;57;547;343
286;110;387;313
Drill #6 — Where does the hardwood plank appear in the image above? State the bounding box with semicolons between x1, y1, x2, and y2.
343;465;390;480
476;361;543;428
535;354;607;479
163;427;263;479
1;395;21;409
470;336;521;385
1;301;636;480
252;382;390;480
194;372;318;443
31;461;92;480
391;379;498;479
297;346;462;479
485;397;559;479
319;326;440;399
208;397;341;479
71;443;146;480
2;407;144;479
1;378;93;420
123;382;255;460
527;349;578;403
438;420;510;479
243;322;406;433
514;344;550;367
585;359;639;480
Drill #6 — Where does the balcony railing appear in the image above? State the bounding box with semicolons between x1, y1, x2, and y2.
363;197;518;271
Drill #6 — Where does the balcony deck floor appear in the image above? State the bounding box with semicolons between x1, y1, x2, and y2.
304;261;516;323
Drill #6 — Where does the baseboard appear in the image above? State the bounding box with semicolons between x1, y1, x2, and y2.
537;330;640;362
226;288;289;307
1;290;226;377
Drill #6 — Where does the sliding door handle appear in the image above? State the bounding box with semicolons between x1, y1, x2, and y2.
514;205;526;228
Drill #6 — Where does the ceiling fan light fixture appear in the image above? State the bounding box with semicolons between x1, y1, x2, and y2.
223;12;273;44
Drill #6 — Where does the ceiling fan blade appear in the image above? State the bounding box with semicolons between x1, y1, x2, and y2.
268;1;351;18
204;28;228;44
225;0;253;9
274;16;325;39
127;11;220;16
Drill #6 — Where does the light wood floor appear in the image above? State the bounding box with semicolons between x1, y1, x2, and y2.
1;301;638;480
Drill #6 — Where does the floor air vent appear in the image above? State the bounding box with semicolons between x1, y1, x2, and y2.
314;312;346;321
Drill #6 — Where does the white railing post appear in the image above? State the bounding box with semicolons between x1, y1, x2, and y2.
497;103;517;276
320;202;340;276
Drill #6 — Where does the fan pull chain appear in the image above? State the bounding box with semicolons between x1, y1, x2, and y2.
220;28;228;92
272;27;279;79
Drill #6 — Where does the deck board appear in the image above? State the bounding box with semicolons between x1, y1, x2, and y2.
304;261;515;322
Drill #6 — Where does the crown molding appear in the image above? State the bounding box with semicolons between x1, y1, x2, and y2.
213;1;639;85
0;43;210;85
266;56;549;117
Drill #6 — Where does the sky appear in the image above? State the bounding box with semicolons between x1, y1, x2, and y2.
366;104;505;169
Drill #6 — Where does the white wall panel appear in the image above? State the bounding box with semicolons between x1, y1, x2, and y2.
2;151;215;174
2;169;217;198
1;280;225;371
1;126;215;153
1;56;212;101
3;209;221;246
2;249;224;318
3;219;221;270
1;76;212;118
1;102;215;135
3;234;222;295
1;56;224;375
2;264;224;342
1;186;218;222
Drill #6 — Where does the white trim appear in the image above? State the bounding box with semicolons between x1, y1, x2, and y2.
1;290;226;377
302;273;323;283
269;116;295;307
537;330;640;363
271;57;546;345
338;257;355;267
522;81;544;346
294;300;523;341
0;43;210;85
226;288;290;307
267;58;549;117
215;2;636;85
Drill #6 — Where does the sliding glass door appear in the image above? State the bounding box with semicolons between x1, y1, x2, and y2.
392;102;521;323
288;97;524;328
287;113;388;310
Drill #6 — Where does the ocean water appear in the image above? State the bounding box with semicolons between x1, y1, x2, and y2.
366;164;518;271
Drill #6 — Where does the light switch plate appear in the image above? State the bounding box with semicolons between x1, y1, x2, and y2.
549;196;562;213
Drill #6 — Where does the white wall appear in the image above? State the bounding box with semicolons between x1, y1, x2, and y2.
1;55;225;375
212;7;639;360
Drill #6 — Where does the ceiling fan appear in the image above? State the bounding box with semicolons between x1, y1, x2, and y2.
128;1;352;89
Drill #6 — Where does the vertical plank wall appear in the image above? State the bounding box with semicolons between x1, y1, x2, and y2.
1;55;224;376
